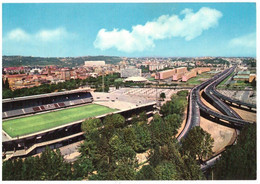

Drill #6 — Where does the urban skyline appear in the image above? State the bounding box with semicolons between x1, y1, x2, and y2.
3;3;256;57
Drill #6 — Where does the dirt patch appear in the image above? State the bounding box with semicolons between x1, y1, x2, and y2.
230;106;256;122
200;116;236;153
136;150;150;171
200;91;236;153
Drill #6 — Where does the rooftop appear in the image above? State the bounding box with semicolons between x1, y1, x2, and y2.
2;88;92;103
237;71;250;75
233;75;249;79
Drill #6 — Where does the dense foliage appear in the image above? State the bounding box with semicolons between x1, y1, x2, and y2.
181;126;214;163
213;123;256;180
76;90;205;180
160;92;188;117
199;58;229;66
2;90;213;180
242;58;256;67
3;147;74;180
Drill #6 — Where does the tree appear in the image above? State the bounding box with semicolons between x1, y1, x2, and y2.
103;114;125;129
181;126;214;163
2;78;5;89
148;141;204;180
154;161;179;180
3;147;73;180
72;156;94;180
214;123;256;180
149;114;172;147
5;78;10;89
177;90;189;97
160;92;166;100
122;127;138;150
160;95;187;117
181;153;205;180
35;147;73;180
133;124;151;153
159;101;174;117
138;111;148;122
164;114;182;136
102;114;125;139
136;165;157;180
109;134;136;161
81;118;102;133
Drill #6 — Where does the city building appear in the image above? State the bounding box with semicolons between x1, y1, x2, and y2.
155;69;176;80
84;60;105;67
120;68;142;78
233;70;251;82
182;70;197;82
4;67;26;74
149;64;164;71
249;74;256;83
172;67;188;81
61;69;71;81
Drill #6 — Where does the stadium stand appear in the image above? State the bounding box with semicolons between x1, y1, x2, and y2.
58;102;66;107
3;91;93;119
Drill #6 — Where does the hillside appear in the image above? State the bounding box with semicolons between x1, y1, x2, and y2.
2;55;123;67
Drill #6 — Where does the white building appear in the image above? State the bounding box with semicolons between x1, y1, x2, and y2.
84;61;106;67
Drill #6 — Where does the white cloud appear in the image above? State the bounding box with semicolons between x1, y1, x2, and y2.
94;7;223;52
229;33;256;48
4;27;76;43
3;27;77;57
6;28;30;41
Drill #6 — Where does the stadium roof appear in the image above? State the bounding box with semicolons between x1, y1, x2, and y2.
3;88;93;103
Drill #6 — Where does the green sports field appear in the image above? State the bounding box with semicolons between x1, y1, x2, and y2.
3;104;117;138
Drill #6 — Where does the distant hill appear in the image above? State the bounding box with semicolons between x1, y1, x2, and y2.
2;55;123;67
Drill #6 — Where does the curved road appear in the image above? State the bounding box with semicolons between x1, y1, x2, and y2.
177;66;255;171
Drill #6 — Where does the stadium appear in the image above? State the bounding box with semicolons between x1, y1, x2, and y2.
2;88;156;160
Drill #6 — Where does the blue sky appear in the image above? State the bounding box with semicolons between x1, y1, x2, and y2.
2;3;256;57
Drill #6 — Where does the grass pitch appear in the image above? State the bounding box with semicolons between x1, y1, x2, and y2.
3;104;117;138
186;73;213;85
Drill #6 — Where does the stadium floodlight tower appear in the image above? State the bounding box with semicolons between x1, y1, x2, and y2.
102;67;106;92
155;71;160;107
102;71;104;92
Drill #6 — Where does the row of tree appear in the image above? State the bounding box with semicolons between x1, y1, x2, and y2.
3;147;75;180
2;73;122;99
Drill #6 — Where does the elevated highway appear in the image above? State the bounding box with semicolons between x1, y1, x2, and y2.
194;67;252;127
213;89;256;110
203;68;242;119
177;87;200;141
177;66;255;172
208;67;256;110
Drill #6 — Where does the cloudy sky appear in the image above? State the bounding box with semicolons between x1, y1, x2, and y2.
2;3;256;57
